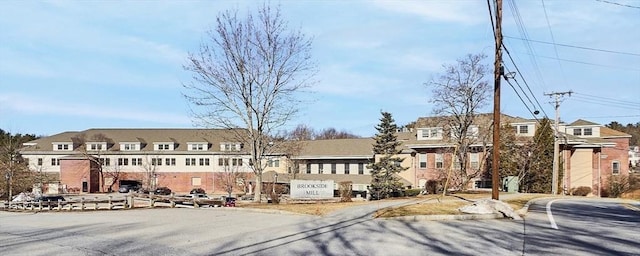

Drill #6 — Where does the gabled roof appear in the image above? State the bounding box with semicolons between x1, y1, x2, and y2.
297;138;374;157
569;119;600;126
600;127;632;138
21;128;248;152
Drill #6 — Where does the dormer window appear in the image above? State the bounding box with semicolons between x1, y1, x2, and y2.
154;142;174;151
220;142;242;151
188;142;208;151
450;125;479;139
87;142;107;151
120;142;140;151
417;128;443;140
53;142;73;151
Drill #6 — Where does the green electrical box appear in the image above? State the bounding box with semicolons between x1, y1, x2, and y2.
502;176;519;193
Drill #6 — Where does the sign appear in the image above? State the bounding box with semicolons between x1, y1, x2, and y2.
290;180;334;199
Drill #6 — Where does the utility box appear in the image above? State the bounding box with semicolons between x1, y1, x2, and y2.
502;176;519;193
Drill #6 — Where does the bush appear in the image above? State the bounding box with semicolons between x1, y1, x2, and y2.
571;186;592;196
404;189;421;197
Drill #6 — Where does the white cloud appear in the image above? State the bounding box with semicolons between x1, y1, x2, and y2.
0;93;190;125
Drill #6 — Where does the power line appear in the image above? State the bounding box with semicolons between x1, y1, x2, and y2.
541;0;568;86
502;43;550;118
579;114;640;119
572;98;640;110
505;0;548;91
515;52;640;71
504;76;541;122
573;92;640;106
504;36;640;57
595;0;640;9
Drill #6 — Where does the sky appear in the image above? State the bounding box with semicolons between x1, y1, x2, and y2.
1;0;639;137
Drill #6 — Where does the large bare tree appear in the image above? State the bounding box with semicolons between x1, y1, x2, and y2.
427;53;491;190
183;4;316;202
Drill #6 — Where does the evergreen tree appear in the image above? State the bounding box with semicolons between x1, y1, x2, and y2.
368;112;408;199
525;118;554;193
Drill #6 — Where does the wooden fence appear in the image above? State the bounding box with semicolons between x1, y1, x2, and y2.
1;194;226;212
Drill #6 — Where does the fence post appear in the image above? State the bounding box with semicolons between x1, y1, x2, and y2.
47;200;52;210
194;199;199;208
170;197;175;208
38;201;42;211
94;197;99;210
150;196;155;208
81;197;85;211
108;196;113;210
30;202;34;211
57;199;62;211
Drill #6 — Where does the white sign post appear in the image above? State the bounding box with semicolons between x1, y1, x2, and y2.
290;180;334;199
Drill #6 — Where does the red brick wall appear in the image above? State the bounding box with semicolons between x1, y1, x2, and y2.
60;159;100;193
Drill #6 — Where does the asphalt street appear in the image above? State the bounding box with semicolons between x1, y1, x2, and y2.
1;197;638;255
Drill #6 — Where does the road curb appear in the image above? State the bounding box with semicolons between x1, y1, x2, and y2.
383;213;505;221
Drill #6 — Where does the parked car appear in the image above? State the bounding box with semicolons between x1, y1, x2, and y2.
154;187;172;195
224;197;236;207
33;195;66;206
118;184;140;193
178;193;210;205
190;188;206;194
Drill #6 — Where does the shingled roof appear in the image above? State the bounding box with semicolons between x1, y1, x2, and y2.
21;128;248;152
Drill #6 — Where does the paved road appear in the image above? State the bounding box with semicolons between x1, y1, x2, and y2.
1;197;639;255
522;198;640;255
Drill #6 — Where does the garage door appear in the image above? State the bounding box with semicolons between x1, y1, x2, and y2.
570;149;593;189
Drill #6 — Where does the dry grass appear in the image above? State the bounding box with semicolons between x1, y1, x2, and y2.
375;193;551;218
621;189;640;200
238;200;371;216
238;193;552;217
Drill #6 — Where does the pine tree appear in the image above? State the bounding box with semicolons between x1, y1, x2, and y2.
368;112;408;200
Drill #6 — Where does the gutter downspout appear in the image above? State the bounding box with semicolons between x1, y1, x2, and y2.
598;145;602;197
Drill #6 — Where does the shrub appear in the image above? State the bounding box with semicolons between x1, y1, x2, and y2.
404;189;421;197
571;186;591;196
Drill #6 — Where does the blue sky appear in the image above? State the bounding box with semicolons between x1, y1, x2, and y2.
1;0;638;137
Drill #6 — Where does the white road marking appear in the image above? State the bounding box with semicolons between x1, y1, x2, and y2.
546;199;560;230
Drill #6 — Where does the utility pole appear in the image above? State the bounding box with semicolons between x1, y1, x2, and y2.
545;91;572;195
491;0;503;201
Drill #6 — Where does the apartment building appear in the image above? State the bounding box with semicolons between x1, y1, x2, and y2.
19;115;630;196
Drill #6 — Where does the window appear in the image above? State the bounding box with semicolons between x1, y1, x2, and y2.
190;143;206;151
192;177;202;186
55;144;71;151
331;163;336;174
89;143;103;150
51;158;60;166
518;125;528;134
232;158;242;166
453;155;461;170
435;153;444;169
122;143;139;151
584;128;593;136
117;158;129;166
267;159;280;167
318;163;324;174
186;158;196;166
151;158;162;166
306;163;311;174
165;158;176;166
37;158;43;166
358;163;364;175
132;158;142;166
99;158;110;166
344;163;350;174
199;158;210;166
218;158;229;166
157;144;171;150
450;125;479;139
612;161;620;175
419;153;427;169
418;128;442;140
573;128;582;136
470;153;480;169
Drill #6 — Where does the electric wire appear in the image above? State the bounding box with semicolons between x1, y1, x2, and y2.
595;0;640;9
504;36;640;57
572;98;640;110
502;43;550;118
505;0;548;91
513;52;640;71
573;92;640;106
541;0;568;85
504;75;541;122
